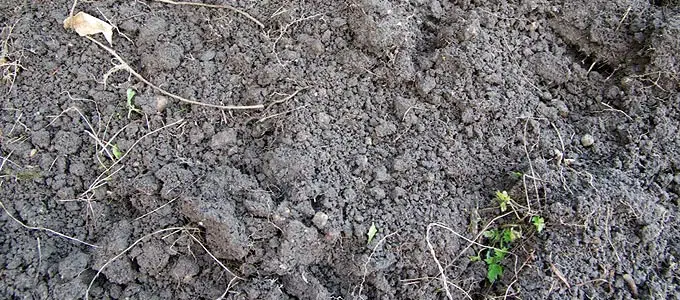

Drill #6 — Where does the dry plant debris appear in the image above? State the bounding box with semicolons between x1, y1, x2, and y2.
63;12;114;45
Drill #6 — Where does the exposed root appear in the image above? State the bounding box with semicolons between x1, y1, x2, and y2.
152;0;264;29
80;118;184;199
424;212;518;300
0;152;99;248
86;36;265;110
1;19;25;94
86;226;242;300
268;11;324;66
353;229;400;300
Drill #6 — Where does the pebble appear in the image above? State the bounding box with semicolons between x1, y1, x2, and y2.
622;274;638;298
155;95;168;112
581;134;595;147
312;212;329;229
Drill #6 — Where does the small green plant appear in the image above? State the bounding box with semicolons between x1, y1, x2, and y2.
484;248;506;283
495;190;512;212
509;171;523;179
531;216;545;233
126;88;141;118
367;222;378;244
473;226;522;283
111;144;123;160
471;189;544;285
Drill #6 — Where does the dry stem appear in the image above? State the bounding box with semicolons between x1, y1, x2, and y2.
85;36;265;110
81;118;184;198
85;226;242;300
152;0;264;29
0;152;99;248
354;229;399;299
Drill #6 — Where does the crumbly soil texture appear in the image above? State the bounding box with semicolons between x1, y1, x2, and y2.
1;0;679;299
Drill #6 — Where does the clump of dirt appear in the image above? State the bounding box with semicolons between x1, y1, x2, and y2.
1;0;679;299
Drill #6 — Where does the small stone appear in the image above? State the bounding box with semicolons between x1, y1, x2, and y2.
155;96;168;112
210;129;238;150
312;212;329;229
622;273;638;298
640;224;661;243
581;134;595;147
417;76;436;96
369;187;386;200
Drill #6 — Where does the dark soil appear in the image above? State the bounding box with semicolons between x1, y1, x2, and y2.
1;0;679;299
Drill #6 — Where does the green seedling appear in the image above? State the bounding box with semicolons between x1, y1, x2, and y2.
509;171;523;179
495;190;512;212
531;216;545;233
367;222;378;244
111;144;123;160
126;88;142;118
484;248;507;283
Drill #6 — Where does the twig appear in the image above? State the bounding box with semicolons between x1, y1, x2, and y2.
134;198;177;221
0;152;99;249
86;227;195;299
152;0;264;29
616;6;632;31
354;230;399;299
82;119;183;197
265;87;310;111
85;36;265;110
0;199;100;250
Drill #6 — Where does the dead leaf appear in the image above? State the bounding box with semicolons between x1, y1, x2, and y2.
63;12;114;45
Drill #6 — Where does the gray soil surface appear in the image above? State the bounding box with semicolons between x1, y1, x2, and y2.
1;0;679;299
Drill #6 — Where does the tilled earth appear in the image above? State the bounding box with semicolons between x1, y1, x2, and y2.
1;0;679;299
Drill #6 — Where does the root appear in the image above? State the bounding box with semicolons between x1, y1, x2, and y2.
80;118;184;198
424;212;516;300
152;0;264;29
86;226;242;300
354;229;399;299
0;152;99;248
85;36;265;110
268;11;324;66
1;19;25;94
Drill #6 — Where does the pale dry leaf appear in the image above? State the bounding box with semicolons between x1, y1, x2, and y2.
63;12;114;45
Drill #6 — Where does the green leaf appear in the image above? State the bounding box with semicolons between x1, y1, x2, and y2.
495;191;511;212
126;88;136;102
502;228;521;244
510;171;523;179
483;229;501;242
469;255;481;262
494;248;507;261
367;222;378;245
532;216;545;233
112;144;123;160
487;263;503;283
126;88;141;118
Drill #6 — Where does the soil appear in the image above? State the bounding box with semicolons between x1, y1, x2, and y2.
1;0;679;299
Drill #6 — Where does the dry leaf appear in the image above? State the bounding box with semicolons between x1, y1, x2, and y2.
63;12;114;45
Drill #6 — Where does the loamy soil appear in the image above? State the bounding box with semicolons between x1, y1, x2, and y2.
1;0;679;299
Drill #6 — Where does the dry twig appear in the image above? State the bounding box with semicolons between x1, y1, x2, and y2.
86;36;265;110
354;229;399;299
152;0;264;29
0;152;99;248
